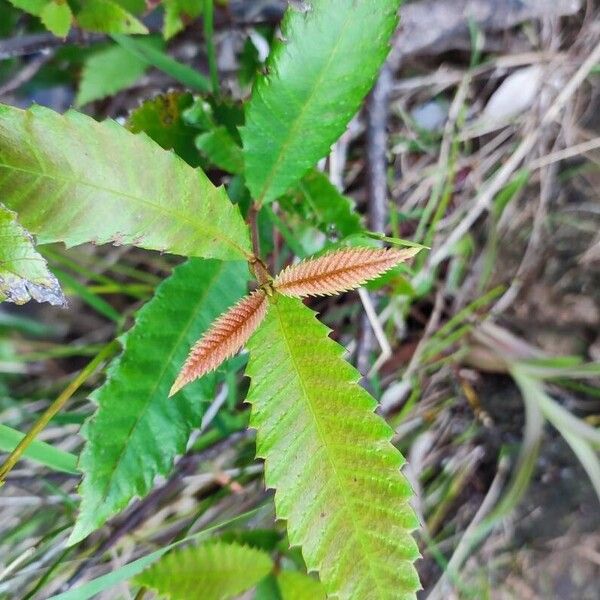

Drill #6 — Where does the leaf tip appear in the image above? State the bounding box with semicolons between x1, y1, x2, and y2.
400;246;422;259
168;376;185;397
66;521;89;547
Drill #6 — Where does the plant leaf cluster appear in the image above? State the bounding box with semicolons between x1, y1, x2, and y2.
1;1;424;597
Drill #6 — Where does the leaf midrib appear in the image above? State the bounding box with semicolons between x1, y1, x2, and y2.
0;163;248;258
272;297;385;594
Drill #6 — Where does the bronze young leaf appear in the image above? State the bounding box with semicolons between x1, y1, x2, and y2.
171;246;419;395
169;289;268;396
273;246;419;298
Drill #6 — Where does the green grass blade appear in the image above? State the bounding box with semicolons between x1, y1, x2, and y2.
242;0;401;204
0;424;78;474
53;268;122;324
561;430;600;503
246;294;420;599
112;34;212;92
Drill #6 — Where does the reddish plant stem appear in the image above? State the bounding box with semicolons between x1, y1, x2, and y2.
247;202;274;288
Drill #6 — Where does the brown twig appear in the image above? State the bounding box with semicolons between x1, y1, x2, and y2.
0;31;105;60
0;53;53;97
247;202;261;261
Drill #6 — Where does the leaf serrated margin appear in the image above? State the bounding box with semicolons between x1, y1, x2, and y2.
69;259;248;545
0;103;251;260
242;0;401;204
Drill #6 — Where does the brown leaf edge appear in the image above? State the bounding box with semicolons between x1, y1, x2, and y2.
272;246;419;298
169;289;268;396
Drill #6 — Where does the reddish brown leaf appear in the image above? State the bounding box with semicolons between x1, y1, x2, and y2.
273;246;419;298
170;290;268;396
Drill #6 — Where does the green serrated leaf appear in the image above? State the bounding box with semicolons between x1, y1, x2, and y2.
76;0;148;33
8;0;72;35
135;541;273;600
51;509;264;600
182;98;215;130
289;169;364;238
196;126;244;174
0;203;65;306
277;571;327;600
76;38;163;107
163;0;204;39
69;259;248;544
242;0;401;204
0;103;251;261
246;294;420;599
218;528;281;552
40;0;72;36
127;91;201;166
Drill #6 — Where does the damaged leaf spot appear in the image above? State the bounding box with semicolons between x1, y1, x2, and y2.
0;204;66;307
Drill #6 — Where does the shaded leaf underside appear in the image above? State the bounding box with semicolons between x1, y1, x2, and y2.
246;294;420;599
126;91;201;167
0;104;250;260
69;259;248;544
0;203;64;305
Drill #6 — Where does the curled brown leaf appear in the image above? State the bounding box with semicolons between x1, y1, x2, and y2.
170;289;268;396
273;246;419;298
